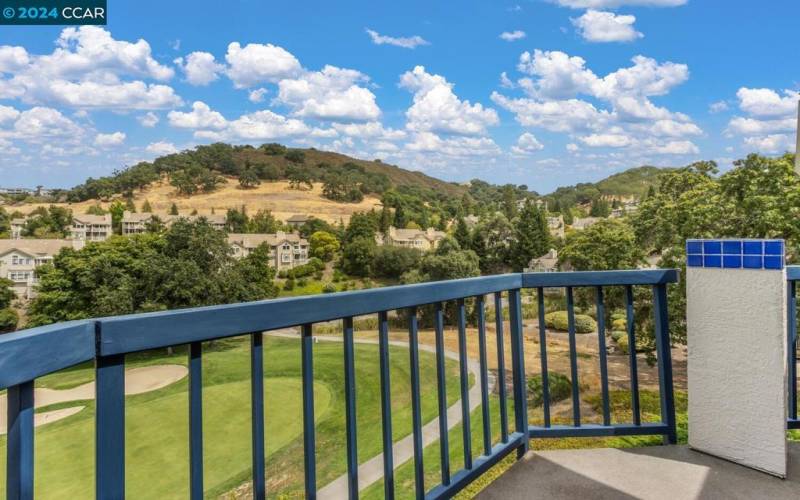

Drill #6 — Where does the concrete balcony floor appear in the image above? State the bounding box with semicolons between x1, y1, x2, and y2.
477;443;799;500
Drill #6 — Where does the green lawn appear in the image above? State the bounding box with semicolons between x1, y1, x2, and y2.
0;335;464;499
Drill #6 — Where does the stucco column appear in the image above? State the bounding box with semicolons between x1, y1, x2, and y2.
686;239;788;477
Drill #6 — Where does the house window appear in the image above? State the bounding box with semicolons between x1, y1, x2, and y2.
10;271;30;281
281;254;291;263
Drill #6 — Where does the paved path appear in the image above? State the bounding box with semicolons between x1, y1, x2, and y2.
266;330;493;499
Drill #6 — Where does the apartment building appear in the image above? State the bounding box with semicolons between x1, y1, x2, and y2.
547;215;565;239
571;216;601;231
286;214;312;229
10;218;25;239
228;231;309;270
0;239;78;298
121;211;227;235
377;226;446;251
71;214;113;242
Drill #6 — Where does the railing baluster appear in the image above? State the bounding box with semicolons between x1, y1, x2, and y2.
433;302;451;485
377;311;395;499
407;307;425;499
250;334;265;500
96;353;126;500
493;292;509;443
595;287;611;427
652;284;677;444
301;324;317;498
6;381;34;500
565;287;581;427
625;286;641;426
189;342;204;500
477;295;492;456
343;317;359;499
789;280;797;421
536;287;551;428
456;298;473;469
508;288;529;458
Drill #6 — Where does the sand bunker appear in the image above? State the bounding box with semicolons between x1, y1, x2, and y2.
0;364;187;434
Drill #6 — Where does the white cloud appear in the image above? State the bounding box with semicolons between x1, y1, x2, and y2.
735;87;799;118
566;143;580;152
552;0;686;7
168;101;227;130
743;134;794;154
580;133;632;147
709;100;728;113
491;92;611;132
3;107;84;142
517;49;598;99
196;109;310;142
137;111;159;127
248;88;267;103
365;29;429;49
174;51;224;86
571;10;642;43
38;80;182;109
275;65;381;122
405;131;500;157
401;66;498;135
512;132;544;154
0;104;19;124
499;30;527;42
332;121;406;140
94;131;126;147
652;140;699;155
146;141;178;155
727;116;795;135
224;41;302;88
0;46;30;72
499;72;515;89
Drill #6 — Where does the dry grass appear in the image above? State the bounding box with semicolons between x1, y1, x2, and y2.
10;178;382;224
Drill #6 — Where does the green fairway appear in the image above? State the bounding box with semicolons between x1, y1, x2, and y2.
0;335;463;499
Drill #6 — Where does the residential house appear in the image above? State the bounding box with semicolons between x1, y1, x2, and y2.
0;239;79;298
524;248;561;273
463;215;480;228
547;215;565;239
121;211;153;235
571;216;601;231
378;226;447;251
10;218;25;239
71;214;113;242
228;231;309;270
164;213;227;231
121;211;228;235
286;214;312;229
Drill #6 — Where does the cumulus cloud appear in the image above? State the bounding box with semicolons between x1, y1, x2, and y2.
709;100;728;113
400;66;499;136
512;132;544;154
1;107;84;142
174;51;224;86
146;141;178;155
743;134;794;154
735;87;799;118
224;41;302;88
365;29;429;49
137;111;159;127
168;101;227;130
94;131;126;147
580;133;632;148
727;87;798;153
571;10;642;43
275;65;380;122
552;0;686;7
499;30;527;42
193;110;311;142
248;88;267;103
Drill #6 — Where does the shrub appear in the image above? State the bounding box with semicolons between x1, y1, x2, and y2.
314;270;324;280
0;307;18;333
610;330;625;342
297;278;308;287
544;311;597;333
610;312;626;322
527;372;572;407
616;335;629;354
611;318;627;331
322;283;336;294
283;278;295;291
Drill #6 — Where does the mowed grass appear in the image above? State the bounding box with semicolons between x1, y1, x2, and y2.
0;334;463;499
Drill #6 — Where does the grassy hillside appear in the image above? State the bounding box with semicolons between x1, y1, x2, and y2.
544;165;671;208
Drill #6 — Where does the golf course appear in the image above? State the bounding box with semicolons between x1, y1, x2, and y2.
0;334;466;498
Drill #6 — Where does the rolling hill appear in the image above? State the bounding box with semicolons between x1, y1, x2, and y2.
544;165;671;208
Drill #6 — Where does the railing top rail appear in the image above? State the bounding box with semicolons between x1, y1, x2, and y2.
521;268;679;288
0;268;681;387
787;265;800;281
0;320;95;390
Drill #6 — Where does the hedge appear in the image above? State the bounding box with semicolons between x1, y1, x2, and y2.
544;311;597;333
527;372;572;407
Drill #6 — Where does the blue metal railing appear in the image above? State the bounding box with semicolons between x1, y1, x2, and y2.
787;266;799;430
1;269;679;499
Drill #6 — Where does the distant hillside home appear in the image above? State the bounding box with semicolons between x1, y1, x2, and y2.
547;215;565;239
571;216;601;231
463;215;480;228
378;226;446;251
10;218;25;239
228;232;309;270
0;239;80;298
525;249;560;273
286;214;312;228
121;211;227;235
71;214;112;242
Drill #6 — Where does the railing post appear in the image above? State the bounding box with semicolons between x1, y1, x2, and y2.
652;283;676;444
508;288;529;458
6;381;34;500
96;353;126;500
788;279;797;422
250;334;266;500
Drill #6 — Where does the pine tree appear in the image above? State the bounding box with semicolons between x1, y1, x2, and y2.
512;199;551;271
141;200;152;213
379;205;392;234
170;203;179;215
454;217;471;250
125;198;136;213
393;205;407;229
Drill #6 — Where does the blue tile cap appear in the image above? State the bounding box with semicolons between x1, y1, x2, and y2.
685;238;784;270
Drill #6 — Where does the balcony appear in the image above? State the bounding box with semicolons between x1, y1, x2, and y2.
1;267;798;499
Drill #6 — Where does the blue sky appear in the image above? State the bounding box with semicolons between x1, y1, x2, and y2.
0;0;798;193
